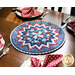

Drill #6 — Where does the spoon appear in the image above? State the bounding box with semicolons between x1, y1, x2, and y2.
0;48;9;58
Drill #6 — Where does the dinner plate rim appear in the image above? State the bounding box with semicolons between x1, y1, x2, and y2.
67;25;73;31
0;38;5;54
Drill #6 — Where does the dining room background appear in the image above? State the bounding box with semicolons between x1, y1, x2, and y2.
0;7;75;67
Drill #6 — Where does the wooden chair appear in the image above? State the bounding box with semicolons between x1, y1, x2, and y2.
45;7;75;16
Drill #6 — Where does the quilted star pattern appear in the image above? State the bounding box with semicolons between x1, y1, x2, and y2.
10;21;65;54
14;23;61;51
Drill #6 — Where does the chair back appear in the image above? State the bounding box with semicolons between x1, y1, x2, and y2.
45;7;75;16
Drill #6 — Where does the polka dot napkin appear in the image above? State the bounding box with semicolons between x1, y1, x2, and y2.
31;54;63;67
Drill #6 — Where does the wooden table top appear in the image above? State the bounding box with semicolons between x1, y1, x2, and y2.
0;7;75;67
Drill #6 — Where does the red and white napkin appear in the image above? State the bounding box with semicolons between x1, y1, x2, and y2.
0;34;5;51
67;21;75;35
31;57;41;67
31;54;63;67
15;7;42;18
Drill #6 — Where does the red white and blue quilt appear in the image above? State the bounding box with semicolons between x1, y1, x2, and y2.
10;21;65;54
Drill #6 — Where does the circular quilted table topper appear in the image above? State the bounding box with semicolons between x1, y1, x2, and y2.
10;21;65;54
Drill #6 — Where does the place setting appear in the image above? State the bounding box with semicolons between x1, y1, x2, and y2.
61;16;75;35
66;18;75;35
12;7;48;20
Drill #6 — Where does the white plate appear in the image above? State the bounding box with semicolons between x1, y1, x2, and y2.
15;7;44;18
0;38;5;51
67;25;73;31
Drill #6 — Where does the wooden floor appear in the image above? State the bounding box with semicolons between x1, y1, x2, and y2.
0;7;75;67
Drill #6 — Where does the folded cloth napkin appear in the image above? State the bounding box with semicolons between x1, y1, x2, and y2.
31;57;41;67
67;21;75;35
0;34;2;39
15;7;42;18
73;26;75;35
31;54;63;67
0;34;5;49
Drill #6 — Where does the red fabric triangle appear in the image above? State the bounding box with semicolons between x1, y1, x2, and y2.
31;54;63;67
31;57;41;67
